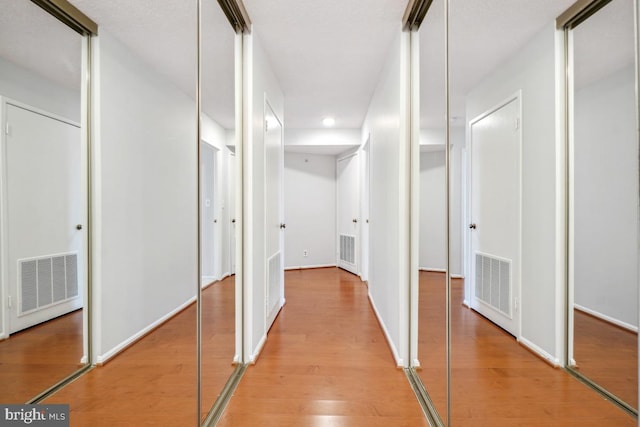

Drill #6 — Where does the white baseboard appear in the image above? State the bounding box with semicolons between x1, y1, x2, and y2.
201;276;216;287
249;333;267;364
574;304;638;333
412;358;421;368
418;267;464;279
519;336;560;367
97;296;196;365
285;264;336;271
368;292;403;367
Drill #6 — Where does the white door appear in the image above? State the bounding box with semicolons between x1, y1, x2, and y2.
201;142;216;286
229;152;236;275
337;153;359;275
264;102;284;330
469;96;521;337
5;102;84;334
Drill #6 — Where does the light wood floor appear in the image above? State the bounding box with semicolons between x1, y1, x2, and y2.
417;271;636;426
44;276;236;426
0;309;83;403
574;308;638;408
218;268;429;426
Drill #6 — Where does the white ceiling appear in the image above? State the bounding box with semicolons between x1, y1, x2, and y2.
0;0;635;134
242;0;407;129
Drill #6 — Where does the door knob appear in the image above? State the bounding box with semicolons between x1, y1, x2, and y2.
352;219;358;223
469;223;477;229
231;219;236;224
76;224;83;230
280;223;286;229
214;219;218;223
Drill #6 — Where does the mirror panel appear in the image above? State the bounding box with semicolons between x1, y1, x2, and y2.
416;0;448;423
568;0;638;411
0;0;88;402
200;0;238;421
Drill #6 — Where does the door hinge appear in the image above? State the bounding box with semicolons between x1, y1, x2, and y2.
7;296;11;309
515;118;520;130
5;123;10;136
514;297;518;312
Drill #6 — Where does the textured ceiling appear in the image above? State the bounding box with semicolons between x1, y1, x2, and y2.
1;0;635;133
0;0;82;91
420;0;578;127
242;0;407;129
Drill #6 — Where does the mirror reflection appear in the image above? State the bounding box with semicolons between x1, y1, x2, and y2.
0;0;87;402
569;0;638;410
200;0;238;421
416;0;449;423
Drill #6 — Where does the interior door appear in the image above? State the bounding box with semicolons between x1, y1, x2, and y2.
264;102;284;330
469;96;520;337
201;142;216;286
337;153;359;275
5;102;84;334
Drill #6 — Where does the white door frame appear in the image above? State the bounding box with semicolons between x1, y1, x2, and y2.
466;91;522;339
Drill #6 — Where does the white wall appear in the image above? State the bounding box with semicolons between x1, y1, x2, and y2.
466;24;559;360
92;30;197;362
574;65;638;329
284;152;336;269
361;28;410;366
285;128;360;153
243;31;284;362
418;127;464;276
0;56;80;122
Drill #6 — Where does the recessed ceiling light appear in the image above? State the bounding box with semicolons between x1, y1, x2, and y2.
322;117;335;127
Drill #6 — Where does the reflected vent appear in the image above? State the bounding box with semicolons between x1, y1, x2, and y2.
19;253;79;315
475;253;511;317
266;252;281;317
339;234;355;265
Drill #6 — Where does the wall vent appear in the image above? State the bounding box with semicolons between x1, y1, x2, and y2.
339;234;355;265
266;252;281;317
474;252;511;317
19;253;79;315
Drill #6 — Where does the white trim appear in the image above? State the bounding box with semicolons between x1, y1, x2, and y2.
368;291;403;367
418;267;464;279
96;296;195;364
248;333;267;364
285;264;336;271
574;304;638;333
519;336;561;367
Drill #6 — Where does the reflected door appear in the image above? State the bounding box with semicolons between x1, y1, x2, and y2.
264;101;284;330
5;102;84;334
337;153;359;275
469;96;520;336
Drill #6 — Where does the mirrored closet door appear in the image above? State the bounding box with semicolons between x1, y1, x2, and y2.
0;0;92;403
199;0;239;421
566;0;638;413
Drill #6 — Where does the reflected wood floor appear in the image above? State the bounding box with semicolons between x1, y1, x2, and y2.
417;271;636;426
218;268;429;427
0;309;83;403
574;308;638;407
44;276;236;426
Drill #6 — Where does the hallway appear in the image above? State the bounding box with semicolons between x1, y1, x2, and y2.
218;268;428;426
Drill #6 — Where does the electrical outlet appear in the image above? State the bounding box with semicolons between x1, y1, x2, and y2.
303;249;309;257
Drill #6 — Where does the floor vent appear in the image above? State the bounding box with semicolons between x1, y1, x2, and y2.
19;253;79;315
339;234;355;265
475;252;511;317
